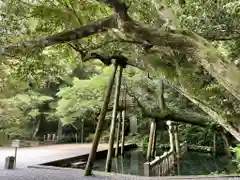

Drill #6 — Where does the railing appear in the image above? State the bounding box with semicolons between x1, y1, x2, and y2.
144;141;187;176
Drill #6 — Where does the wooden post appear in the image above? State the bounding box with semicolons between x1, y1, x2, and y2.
151;121;157;158
105;65;123;172
167;121;175;151
84;63;118;176
120;88;127;155
75;134;78;143
147;120;156;161
115;112;121;157
81;119;84;143
144;162;150;176
120;155;124;173
174;123;180;159
52;134;56;141
159;79;165;110
47;134;50;140
213;131;216;156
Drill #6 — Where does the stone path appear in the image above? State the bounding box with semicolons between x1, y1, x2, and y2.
0;167;239;180
0;143;109;169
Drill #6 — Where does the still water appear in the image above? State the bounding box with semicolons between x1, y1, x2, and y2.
93;149;235;176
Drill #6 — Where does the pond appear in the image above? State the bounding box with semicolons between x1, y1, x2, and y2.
93;149;235;176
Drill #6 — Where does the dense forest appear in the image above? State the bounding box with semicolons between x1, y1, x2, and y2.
0;0;240;173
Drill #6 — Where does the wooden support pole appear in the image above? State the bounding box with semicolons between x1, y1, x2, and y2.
151;121;157;158
174;123;180;159
115;112;122;157
167;121;175;152
84;63;118;176
81;119;84;143
105;65;123;172
121;88;127;155
159;79;165;110
120;155;124;173
147;120;156;161
167;121;176;164
213;131;216;156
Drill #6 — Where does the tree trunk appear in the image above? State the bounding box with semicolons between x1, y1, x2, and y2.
115;112;121;157
32;118;41;140
84;63;118;176
105;65;123;172
57;120;62;141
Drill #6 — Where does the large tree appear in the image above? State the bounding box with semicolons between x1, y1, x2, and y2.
0;0;240;140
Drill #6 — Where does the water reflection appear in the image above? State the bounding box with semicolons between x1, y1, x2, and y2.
93;149;234;176
93;149;145;175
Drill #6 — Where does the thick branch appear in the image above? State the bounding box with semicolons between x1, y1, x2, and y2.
0;15;117;56
127;90;209;127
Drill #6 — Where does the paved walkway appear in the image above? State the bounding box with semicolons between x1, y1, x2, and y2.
0;167;239;180
0;143;109;169
0;144;239;180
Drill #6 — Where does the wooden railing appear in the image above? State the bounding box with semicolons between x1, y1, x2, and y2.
144;141;187;176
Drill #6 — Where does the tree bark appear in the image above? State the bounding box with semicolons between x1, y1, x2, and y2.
105;65;123;172
84;63;118;176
